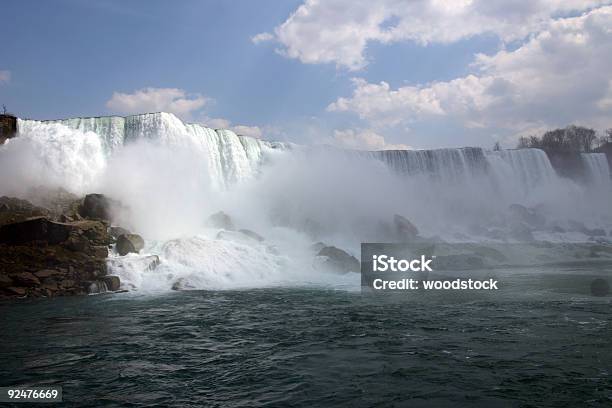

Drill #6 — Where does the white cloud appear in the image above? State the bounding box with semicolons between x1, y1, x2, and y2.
231;125;263;138
0;70;10;84
201;117;263;138
204;117;231;128
264;0;610;70
333;128;411;150
329;6;612;132
251;32;274;44
106;87;208;120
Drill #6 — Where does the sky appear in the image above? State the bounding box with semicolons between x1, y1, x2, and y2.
1;0;611;149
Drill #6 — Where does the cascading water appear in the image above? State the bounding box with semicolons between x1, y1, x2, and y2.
371;147;489;183
581;153;611;188
2;112;611;291
24;112;287;191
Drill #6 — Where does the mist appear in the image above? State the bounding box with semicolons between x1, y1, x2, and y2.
2;114;611;291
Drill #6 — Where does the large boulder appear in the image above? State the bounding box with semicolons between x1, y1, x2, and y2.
116;234;145;256
310;242;327;252
102;275;121;291
0;217;73;245
508;204;545;229
79;194;112;221
316;246;360;274
206;211;235;230
109;226;131;242
393;214;419;240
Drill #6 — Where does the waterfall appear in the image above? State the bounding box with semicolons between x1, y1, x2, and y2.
581;153;611;188
485;148;558;199
17;112;286;191
5;112;612;291
371;147;489;183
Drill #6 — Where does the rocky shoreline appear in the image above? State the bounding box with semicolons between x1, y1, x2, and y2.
0;193;138;300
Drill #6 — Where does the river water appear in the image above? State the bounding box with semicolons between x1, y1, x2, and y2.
1;265;611;407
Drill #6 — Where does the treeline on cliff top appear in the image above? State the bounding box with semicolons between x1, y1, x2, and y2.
516;125;612;153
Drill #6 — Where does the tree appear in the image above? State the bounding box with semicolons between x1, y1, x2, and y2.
605;128;612;144
516;125;596;152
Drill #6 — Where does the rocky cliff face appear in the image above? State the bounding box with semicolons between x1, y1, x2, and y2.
0;194;121;299
0;114;17;144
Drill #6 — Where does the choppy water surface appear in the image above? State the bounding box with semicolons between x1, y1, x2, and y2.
1;266;611;407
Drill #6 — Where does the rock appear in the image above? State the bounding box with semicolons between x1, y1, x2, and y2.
64;234;90;252
79;194;112;221
171;278;197;291
0;197;119;299
238;229;264;242
590;278;610;297
12;272;41;287
142;255;160;271
34;269;64;279
59;214;74;223
76;220;110;245
102;275;121;291
109;226;131;241
508;204;546;228
107;255;160;277
206;211;235;230
588;228;606;237
316;246;360;273
0;217;73;245
116;234;144;256
92;246;109;259
393;214;419;240
5;287;26;296
310;242;327;252
0;196;50;226
87;280;106;294
40;282;59;292
0;274;13;288
59;279;76;289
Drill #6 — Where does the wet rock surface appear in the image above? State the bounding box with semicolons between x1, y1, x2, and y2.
206;211;235;230
0;194;126;300
116;234;144;256
316;246;360;274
